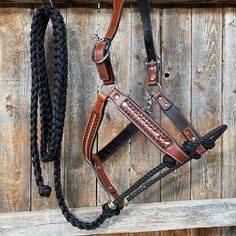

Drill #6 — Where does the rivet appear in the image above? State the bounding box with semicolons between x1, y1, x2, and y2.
97;166;101;170
192;137;196;141
158;97;163;101
164;142;171;148
150;77;155;81
122;102;128;107
124;198;129;207
164;103;169;107
114;94;120;100
108;202;116;210
154;132;160;138
150;67;154;71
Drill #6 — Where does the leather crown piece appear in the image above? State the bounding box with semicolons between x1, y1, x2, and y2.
30;1;228;231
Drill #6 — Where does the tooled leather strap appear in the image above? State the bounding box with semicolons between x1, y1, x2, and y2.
138;0;160;86
109;89;188;163
96;90;208;163
83;92;120;200
93;0;125;85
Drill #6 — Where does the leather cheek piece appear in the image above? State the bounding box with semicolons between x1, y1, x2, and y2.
83;92;122;203
92;154;120;199
154;92;207;155
154;92;171;110
109;89;188;163
83;92;108;163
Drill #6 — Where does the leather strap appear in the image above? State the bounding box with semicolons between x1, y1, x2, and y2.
93;0;125;85
138;0;160;86
109;89;188;163
83;92;120;200
98;123;139;163
153;91;206;155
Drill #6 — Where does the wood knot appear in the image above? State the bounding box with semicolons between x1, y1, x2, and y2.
6;95;15;117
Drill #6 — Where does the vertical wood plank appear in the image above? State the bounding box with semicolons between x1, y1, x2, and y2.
97;6;132;206
161;8;192;202
64;7;98;207
130;6;161;205
221;7;236;236
31;8;67;210
0;7;32;212
191;7;222;236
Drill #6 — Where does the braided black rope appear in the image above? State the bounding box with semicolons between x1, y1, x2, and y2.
30;4;68;197
30;5;121;230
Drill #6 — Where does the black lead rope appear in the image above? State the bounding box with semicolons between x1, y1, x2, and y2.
30;4;120;230
30;4;68;198
30;4;228;231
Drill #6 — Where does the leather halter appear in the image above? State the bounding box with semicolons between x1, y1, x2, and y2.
30;3;228;230
84;0;227;209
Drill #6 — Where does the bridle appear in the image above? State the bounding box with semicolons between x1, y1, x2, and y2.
30;1;227;231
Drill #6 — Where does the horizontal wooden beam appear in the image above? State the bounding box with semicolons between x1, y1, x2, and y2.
0;198;235;235
1;0;236;4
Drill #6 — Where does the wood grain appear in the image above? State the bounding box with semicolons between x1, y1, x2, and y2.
0;199;235;235
96;6;131;206
64;7;98;208
161;8;192;203
1;0;236;5
130;6;161;204
0;7;32;212
191;7;222;236
221;7;236;236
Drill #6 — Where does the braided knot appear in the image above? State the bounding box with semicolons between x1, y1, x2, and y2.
183;141;201;160
39;184;52;197
163;155;176;168
102;203;121;218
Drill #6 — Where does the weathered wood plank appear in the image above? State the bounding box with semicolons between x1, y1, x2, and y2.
31;8;67;211
130;7;161;204
0;7;32;213
97;7;131;206
191;6;222;202
0;199;235;235
1;0;236;5
64;7;98;208
221;7;236;236
161;8;192;202
191;7;222;236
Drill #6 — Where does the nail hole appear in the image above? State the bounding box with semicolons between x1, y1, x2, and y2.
164;72;170;78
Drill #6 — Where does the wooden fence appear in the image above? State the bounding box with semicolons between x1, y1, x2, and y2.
0;1;235;235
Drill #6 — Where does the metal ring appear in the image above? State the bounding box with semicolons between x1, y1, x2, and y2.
145;82;162;98
92;38;111;64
